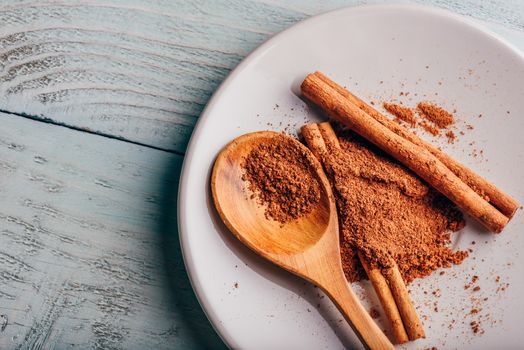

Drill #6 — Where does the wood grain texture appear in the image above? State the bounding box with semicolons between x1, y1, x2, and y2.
0;112;223;349
0;0;522;153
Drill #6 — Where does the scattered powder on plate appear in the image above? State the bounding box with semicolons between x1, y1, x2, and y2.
382;100;460;144
383;102;417;126
420;121;441;136
417;102;455;128
445;130;456;144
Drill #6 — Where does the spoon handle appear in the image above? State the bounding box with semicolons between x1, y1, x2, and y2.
322;271;395;350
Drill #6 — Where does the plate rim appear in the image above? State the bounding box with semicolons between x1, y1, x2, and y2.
177;4;524;348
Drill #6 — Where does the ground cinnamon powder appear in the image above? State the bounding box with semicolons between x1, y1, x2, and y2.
241;134;321;224
241;129;468;284
318;127;467;284
445;130;456;144
383;102;417;126
383;101;457;141
420;121;440;136
417;102;455;128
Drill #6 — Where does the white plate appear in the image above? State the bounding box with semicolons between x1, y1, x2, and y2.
178;4;524;349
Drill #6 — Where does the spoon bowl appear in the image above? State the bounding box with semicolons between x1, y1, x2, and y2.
211;131;393;350
212;131;333;257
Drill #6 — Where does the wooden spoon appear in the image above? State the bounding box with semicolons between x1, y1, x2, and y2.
211;131;394;350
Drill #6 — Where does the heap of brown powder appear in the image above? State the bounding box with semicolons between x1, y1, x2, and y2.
242;134;321;224
319;128;467;284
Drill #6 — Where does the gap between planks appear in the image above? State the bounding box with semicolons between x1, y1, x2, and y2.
0;107;185;156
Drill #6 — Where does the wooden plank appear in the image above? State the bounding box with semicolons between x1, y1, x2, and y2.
0;111;224;349
0;0;300;154
0;0;522;153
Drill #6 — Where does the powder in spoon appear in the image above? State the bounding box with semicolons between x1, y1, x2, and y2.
318;127;467;284
241;134;321;224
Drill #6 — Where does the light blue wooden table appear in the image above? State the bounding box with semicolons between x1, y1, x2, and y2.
0;1;522;349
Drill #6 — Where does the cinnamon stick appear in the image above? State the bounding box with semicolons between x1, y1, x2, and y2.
301;123;328;159
313;71;519;219
358;252;409;344
302;122;412;344
301;72;510;233
383;265;426;340
317;122;341;149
